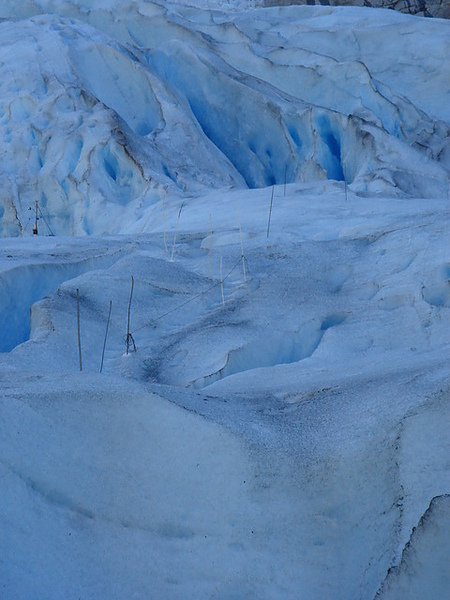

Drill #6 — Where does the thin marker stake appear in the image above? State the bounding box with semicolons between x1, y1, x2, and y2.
267;185;274;239
100;300;112;373
76;288;82;372
126;276;134;355
238;206;247;283
33;199;38;235
220;256;225;306
162;199;168;254
209;214;213;279
343;159;348;202
170;203;184;262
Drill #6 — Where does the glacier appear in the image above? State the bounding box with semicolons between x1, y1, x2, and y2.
0;1;449;599
0;1;449;235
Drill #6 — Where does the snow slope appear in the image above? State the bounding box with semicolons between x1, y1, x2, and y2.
0;2;449;599
1;186;449;599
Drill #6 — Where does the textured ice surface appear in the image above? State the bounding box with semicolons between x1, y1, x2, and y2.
376;495;450;599
0;2;449;235
0;183;449;600
0;2;449;599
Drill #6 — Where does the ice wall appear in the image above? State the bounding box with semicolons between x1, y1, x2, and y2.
0;2;449;237
0;14;243;236
0;18;148;236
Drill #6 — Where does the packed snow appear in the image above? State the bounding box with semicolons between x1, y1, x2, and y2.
0;1;449;599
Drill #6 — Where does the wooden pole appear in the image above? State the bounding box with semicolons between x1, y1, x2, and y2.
126;276;134;355
220;257;225;306
238;206;247;283
267;185;274;239
100;300;112;373
33;199;38;235
170;204;184;262
209;214;213;279
76;288;82;372
162;199;168;254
